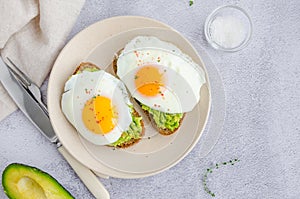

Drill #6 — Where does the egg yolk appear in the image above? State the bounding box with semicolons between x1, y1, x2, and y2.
134;65;164;96
82;96;116;135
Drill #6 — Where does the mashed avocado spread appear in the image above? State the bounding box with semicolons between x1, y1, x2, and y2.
141;104;183;132
111;106;143;147
76;67;99;74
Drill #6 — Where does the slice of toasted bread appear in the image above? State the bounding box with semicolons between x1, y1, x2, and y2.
113;54;185;136
73;62;144;148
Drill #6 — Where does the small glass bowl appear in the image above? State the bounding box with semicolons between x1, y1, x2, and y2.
204;5;252;52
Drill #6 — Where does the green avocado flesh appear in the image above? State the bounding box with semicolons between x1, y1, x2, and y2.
2;163;74;199
111;106;143;147
141;104;183;131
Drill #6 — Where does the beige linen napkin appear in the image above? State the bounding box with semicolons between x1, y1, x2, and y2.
0;0;85;121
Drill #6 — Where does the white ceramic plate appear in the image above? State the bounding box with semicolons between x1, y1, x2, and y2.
82;27;210;174
48;16;210;178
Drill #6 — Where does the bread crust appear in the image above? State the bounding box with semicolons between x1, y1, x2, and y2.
73;62;100;75
73;62;144;148
112;50;120;75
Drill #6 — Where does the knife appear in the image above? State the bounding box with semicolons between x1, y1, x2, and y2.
0;57;109;199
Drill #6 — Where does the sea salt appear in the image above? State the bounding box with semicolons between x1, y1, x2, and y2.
210;16;246;49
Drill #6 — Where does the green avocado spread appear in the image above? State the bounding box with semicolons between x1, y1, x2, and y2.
110;106;143;147
75;67;99;74
141;104;183;131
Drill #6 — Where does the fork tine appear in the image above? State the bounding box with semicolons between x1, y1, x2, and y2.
5;61;28;88
6;57;31;86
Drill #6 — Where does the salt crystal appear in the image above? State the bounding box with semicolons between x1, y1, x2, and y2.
210;16;246;49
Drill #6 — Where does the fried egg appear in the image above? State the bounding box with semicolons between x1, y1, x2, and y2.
61;70;132;145
117;36;206;113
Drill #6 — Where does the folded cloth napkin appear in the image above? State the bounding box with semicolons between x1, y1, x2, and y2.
0;0;85;121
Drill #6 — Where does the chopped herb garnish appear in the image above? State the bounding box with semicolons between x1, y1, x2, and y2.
189;0;194;6
203;158;240;197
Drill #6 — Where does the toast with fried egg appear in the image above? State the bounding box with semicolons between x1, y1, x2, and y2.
113;55;186;136
73;62;145;148
112;36;206;136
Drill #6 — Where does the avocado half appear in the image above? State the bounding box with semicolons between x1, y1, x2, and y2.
2;163;74;199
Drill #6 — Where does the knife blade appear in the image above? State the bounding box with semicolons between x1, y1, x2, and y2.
0;58;57;142
0;57;110;199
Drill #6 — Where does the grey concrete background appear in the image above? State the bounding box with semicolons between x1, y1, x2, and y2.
1;0;300;198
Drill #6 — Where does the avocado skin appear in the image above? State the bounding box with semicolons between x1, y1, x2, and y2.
2;163;74;199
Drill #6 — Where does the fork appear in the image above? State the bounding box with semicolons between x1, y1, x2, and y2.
6;58;48;115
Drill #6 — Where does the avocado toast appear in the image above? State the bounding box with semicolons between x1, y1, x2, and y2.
113;57;185;136
72;62;145;148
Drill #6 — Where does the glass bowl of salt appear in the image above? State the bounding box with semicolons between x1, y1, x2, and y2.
204;5;252;52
